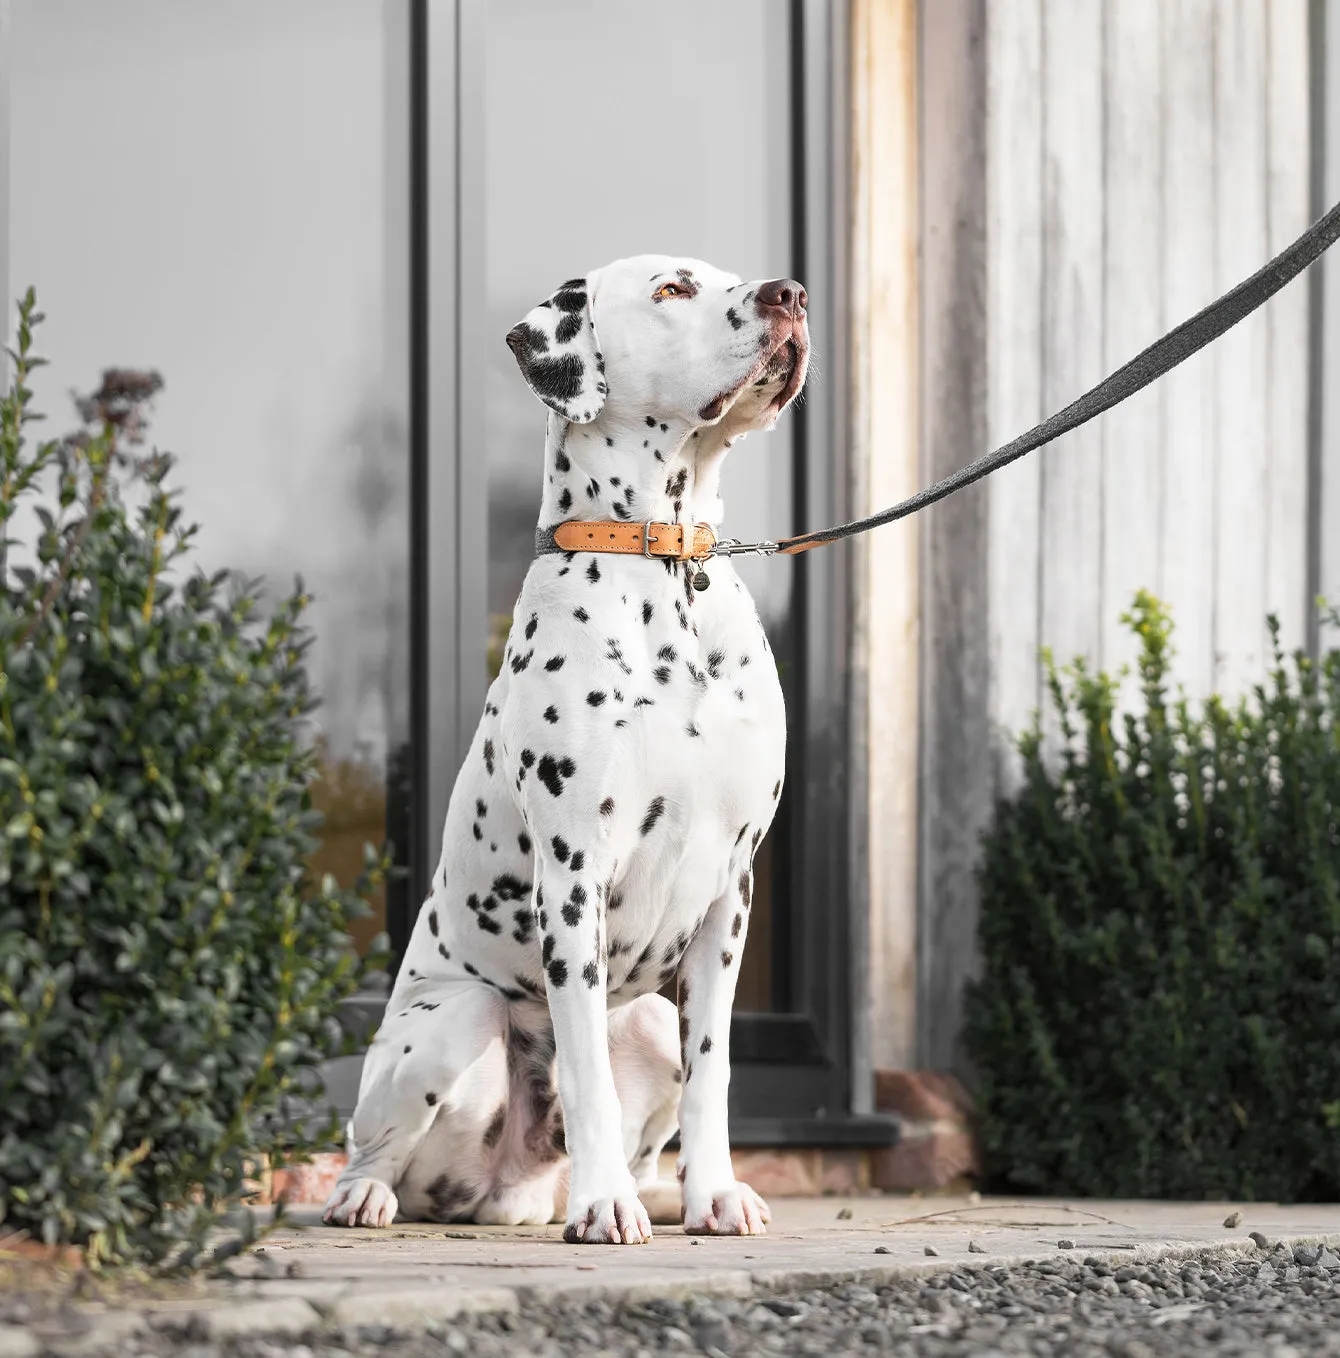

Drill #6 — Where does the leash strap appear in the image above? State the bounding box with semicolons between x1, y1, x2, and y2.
722;197;1340;559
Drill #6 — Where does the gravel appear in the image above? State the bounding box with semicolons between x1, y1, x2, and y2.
19;1242;1340;1357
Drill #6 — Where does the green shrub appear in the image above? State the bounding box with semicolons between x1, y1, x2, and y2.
0;293;386;1266
965;590;1340;1202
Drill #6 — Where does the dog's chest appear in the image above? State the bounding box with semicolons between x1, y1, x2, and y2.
405;554;789;1004
506;556;785;943
517;554;785;771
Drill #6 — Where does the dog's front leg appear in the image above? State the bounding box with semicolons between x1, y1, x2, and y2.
540;866;652;1244
675;866;770;1235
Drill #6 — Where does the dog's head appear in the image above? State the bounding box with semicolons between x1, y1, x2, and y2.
505;255;809;434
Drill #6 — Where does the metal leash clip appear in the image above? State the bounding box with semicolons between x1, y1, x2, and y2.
709;537;781;558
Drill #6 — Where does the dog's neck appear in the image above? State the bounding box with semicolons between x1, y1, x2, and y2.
537;412;739;531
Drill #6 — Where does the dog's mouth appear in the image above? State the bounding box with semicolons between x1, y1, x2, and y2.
699;325;810;424
758;330;809;411
760;337;799;383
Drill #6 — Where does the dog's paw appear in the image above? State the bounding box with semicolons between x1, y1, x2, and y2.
682;1180;770;1235
322;1176;399;1228
563;1189;653;1244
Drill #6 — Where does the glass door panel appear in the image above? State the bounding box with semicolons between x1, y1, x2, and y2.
10;0;412;951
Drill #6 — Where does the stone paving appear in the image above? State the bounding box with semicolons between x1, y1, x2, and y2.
2;1195;1339;1353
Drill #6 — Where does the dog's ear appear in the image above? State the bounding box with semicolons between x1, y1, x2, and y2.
505;276;607;423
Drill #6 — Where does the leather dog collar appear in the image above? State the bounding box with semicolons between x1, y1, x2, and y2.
535;519;718;561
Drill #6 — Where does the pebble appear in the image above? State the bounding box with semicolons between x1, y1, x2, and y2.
924;1245;939;1257
1223;1211;1243;1228
6;1243;1340;1357
760;1299;807;1318
0;1327;37;1358
967;1240;987;1254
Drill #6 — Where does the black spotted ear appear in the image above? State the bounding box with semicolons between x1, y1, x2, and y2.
505;277;607;424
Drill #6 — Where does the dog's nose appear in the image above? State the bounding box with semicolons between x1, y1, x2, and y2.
755;278;807;318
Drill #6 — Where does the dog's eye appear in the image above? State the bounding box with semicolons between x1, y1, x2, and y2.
654;283;683;300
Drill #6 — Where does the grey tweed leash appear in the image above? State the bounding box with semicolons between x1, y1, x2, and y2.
535;199;1340;585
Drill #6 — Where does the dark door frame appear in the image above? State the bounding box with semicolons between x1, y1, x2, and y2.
381;0;895;1148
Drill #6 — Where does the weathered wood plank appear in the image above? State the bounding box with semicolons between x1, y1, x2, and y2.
1038;0;1104;692
985;0;1043;789
917;0;991;1074
1265;0;1311;656
1159;0;1217;699
850;0;920;1071
1212;0;1270;692
1100;0;1164;678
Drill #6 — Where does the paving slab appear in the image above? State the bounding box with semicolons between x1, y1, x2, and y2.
5;1195;1340;1347
207;1195;1340;1316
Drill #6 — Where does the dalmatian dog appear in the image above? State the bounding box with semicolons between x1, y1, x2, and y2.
323;255;809;1243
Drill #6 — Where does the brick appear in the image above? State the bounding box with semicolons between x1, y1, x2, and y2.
730;1149;821;1197
0;1238;83;1267
871;1127;980;1193
874;1070;974;1123
820;1150;873;1196
273;1152;349;1204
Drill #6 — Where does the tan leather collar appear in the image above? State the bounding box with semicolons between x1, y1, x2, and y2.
541;520;718;561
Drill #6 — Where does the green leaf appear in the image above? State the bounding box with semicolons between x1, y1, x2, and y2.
967;590;1340;1203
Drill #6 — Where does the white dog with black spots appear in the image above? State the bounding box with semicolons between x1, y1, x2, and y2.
323;254;810;1243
